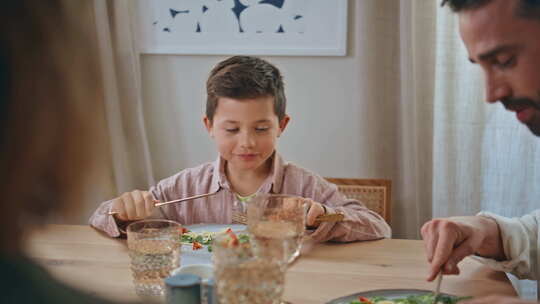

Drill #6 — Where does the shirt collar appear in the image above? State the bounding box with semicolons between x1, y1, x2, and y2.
210;156;225;193
210;151;287;194
269;152;285;194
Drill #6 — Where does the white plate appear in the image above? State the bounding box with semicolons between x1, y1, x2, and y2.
181;223;246;265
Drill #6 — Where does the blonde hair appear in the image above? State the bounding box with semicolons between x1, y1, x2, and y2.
0;0;102;252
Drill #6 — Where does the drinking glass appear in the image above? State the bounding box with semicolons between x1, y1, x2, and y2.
127;219;182;299
247;194;307;265
212;232;286;304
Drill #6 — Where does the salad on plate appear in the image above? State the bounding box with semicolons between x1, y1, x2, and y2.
181;227;249;252
177;224;248;265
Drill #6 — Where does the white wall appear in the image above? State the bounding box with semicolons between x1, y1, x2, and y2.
140;1;401;191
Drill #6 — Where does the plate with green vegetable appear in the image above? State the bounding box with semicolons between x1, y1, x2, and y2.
326;289;471;304
180;224;247;265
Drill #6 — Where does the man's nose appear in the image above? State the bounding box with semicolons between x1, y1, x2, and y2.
485;76;512;104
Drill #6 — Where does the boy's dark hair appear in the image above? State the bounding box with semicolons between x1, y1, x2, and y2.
206;56;286;123
441;0;540;19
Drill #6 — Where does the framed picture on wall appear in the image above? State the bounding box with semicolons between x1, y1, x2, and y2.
134;0;348;56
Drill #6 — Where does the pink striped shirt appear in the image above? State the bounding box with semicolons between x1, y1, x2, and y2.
89;153;391;242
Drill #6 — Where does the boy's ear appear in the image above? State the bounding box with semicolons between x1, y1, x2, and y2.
203;116;214;136
278;115;290;136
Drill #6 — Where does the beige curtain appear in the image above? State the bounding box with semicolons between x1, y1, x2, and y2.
353;0;438;239
93;0;155;193
395;0;438;239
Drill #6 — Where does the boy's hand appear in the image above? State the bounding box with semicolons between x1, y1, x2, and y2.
110;190;159;222
305;199;326;228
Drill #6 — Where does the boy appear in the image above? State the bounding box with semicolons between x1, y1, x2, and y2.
90;56;391;242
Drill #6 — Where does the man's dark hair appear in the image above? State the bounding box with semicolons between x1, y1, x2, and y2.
206;55;286;123
441;0;540;19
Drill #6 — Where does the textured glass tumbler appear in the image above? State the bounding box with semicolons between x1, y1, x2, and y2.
247;194;307;265
212;232;285;304
127;219;182;299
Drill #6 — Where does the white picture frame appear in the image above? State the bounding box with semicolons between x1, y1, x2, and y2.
134;0;348;56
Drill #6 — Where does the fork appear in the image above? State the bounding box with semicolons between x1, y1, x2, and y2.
433;271;443;304
107;191;219;215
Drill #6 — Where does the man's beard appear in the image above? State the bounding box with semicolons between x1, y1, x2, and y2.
501;93;540;136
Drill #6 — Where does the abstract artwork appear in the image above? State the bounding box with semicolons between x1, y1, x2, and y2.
135;0;348;55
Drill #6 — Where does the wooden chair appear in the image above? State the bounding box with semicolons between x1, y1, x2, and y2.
324;178;392;224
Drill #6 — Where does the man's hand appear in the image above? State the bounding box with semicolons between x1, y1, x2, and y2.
421;216;505;281
110;190;159;222
462;295;536;304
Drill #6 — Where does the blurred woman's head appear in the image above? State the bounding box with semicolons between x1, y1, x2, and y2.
0;0;102;253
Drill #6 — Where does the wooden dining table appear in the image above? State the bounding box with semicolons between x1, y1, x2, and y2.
25;225;517;303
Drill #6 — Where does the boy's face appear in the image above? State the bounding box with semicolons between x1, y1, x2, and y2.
204;96;289;173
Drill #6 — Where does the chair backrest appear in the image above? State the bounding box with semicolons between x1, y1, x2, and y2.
325;178;392;224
